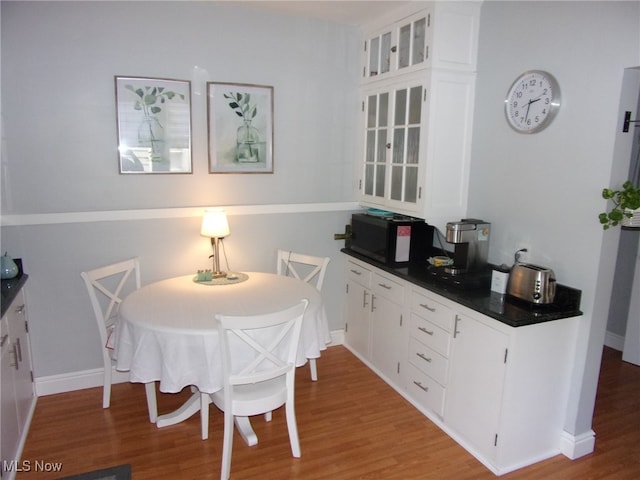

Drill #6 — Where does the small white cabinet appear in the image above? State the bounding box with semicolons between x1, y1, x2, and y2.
362;2;480;82
1;286;37;480
344;260;373;360
370;272;406;385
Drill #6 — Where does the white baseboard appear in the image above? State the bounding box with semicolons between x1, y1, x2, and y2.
558;429;596;459
35;330;346;396
35;367;130;397
604;330;625;351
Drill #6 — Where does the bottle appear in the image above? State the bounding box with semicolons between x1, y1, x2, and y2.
1;253;19;280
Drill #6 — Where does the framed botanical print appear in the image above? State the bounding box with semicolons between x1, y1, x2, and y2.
115;76;192;174
207;82;274;173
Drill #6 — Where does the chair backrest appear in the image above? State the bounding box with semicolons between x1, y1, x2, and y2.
216;299;309;389
276;249;330;291
80;257;141;347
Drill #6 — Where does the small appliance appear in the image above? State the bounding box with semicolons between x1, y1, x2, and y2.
349;213;433;266
507;262;557;304
444;219;491;274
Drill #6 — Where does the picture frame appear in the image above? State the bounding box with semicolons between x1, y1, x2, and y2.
207;82;274;174
115;76;192;174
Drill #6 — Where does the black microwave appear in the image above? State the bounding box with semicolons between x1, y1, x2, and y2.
349;213;433;265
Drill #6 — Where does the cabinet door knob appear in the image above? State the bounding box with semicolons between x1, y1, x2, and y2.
391;45;397;53
386;143;391;149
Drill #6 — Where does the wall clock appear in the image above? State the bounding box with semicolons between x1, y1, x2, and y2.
504;70;561;133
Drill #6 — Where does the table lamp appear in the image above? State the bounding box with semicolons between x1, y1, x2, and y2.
201;208;230;278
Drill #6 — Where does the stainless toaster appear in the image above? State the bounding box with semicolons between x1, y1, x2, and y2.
507;262;557;304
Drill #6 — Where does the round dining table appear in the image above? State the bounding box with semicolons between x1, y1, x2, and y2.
113;271;331;434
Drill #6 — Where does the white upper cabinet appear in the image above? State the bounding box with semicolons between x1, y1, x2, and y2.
361;2;480;83
357;2;480;224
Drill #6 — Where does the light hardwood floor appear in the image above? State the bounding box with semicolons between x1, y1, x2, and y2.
15;345;640;479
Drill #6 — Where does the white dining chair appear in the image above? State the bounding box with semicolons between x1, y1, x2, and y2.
80;258;157;422
276;249;330;381
200;299;309;480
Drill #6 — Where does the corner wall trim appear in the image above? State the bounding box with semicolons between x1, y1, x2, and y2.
558;429;596;459
1;202;362;227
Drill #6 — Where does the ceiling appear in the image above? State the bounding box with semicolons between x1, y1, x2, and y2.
230;1;413;26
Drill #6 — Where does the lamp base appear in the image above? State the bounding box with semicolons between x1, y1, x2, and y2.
212;271;227;279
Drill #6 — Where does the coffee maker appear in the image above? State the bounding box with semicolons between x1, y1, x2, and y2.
444;219;491;275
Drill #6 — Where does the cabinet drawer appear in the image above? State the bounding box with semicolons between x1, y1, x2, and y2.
408;337;448;385
406;363;446;417
411;290;454;332
372;273;404;303
411;314;452;357
347;261;372;288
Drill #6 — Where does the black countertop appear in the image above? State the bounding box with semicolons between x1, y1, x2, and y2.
1;274;28;318
1;259;28;318
342;248;582;328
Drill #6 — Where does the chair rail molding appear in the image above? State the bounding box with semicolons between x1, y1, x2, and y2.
1;202;361;227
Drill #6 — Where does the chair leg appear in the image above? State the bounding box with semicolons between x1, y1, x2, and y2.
103;363;112;409
200;393;210;440
221;410;234;480
145;382;157;423
285;400;301;457
310;358;318;381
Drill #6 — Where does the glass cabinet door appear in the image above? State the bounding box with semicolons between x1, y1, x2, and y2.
364;91;389;198
398;15;428;71
363;80;424;208
366;31;392;78
390;85;422;203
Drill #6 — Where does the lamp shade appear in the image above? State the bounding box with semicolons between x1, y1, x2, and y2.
200;208;230;238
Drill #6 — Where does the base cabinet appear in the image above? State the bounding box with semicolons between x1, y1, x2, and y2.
445;313;508;462
1;287;36;480
342;256;579;475
370;273;406;385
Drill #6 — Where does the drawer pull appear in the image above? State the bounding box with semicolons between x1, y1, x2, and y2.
363;291;369;308
413;380;429;392
419;303;436;312
16;337;22;363
416;352;432;363
0;334;8;348
378;283;392;290
418;326;434;336
350;269;362;276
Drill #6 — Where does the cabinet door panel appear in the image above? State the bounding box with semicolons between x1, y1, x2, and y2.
411;314;451;357
406;363;445;417
345;281;371;359
408;337;448;385
371;294;404;382
446;314;508;460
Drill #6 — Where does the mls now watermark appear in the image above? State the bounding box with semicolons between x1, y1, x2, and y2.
3;460;63;473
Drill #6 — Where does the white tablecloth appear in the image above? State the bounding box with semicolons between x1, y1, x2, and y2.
114;272;331;394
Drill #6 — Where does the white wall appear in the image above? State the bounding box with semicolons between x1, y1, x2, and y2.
470;0;639;447
0;1;360;379
3;0;640;458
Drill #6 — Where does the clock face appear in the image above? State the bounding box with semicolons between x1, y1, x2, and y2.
505;70;561;133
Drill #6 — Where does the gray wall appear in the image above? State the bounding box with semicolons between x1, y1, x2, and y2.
1;1;360;378
470;1;639;440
